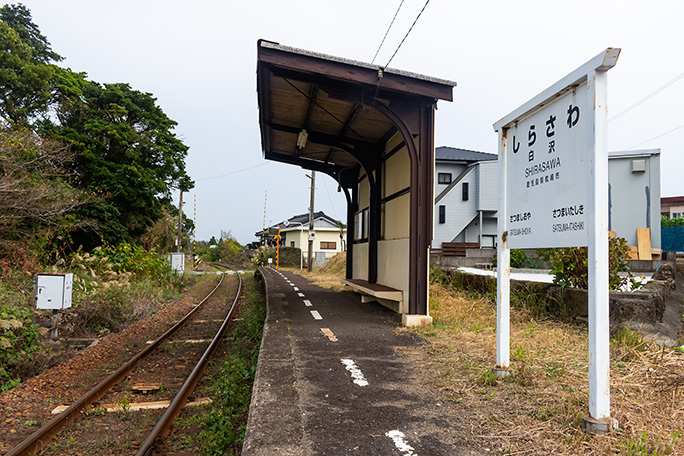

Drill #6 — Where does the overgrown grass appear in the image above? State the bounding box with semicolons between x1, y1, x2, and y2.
407;269;684;455
199;273;266;455
282;252;348;291
0;270;45;389
0;244;195;391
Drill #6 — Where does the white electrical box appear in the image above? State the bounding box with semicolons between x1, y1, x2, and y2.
35;273;73;310
168;253;185;273
308;231;316;241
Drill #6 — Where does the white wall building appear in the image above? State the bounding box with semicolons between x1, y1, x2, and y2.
433;147;661;250
256;211;346;266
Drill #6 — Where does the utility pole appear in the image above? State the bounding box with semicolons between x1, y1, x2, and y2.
262;191;267;251
177;190;183;253
307;171;316;272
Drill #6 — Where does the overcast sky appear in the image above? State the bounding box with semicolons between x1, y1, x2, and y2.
18;0;684;244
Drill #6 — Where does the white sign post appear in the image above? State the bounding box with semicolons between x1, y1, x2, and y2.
493;48;620;434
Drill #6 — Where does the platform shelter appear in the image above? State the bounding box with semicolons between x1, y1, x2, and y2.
256;40;455;325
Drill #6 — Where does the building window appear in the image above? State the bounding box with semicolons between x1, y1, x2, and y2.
438;205;446;224
438;173;452;184
481;235;496;249
462;182;469;201
321;241;336;250
354;208;369;241
290;241;295;247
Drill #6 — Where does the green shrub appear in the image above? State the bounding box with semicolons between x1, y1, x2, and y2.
0;274;42;391
88;242;172;281
493;249;530;268
662;215;684;228
537;236;632;290
254;247;301;268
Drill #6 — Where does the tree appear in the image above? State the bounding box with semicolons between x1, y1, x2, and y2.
0;21;54;127
0;126;92;258
43;74;193;248
0;4;62;64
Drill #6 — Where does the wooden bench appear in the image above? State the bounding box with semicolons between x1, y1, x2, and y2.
342;278;404;313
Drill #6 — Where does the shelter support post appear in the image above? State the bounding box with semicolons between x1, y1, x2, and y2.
368;162;381;284
342;180;357;280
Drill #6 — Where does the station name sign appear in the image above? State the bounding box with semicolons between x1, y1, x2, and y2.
505;87;589;248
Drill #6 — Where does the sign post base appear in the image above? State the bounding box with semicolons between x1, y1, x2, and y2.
582;415;618;435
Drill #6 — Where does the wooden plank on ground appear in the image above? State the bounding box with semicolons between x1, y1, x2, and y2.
637;228;652;260
627;245;639;260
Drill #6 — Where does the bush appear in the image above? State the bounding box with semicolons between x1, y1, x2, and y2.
199;235;250;268
537;236;632;290
254;247;301;268
662;215;684;228
493;249;531;269
0;273;42;391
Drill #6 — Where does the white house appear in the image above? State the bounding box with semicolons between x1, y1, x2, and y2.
433;146;661;250
256;211;346;266
433;147;498;249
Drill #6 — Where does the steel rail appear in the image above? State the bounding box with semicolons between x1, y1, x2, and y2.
6;273;227;456
136;272;243;455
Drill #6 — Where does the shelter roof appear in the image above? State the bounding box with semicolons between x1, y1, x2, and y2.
257;40;456;175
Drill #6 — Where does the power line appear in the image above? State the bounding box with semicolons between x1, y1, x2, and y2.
196;162;268;181
385;0;431;68
609;69;684;122
371;0;405;65
626;122;684;150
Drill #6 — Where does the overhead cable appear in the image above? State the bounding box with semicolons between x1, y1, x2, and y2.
197;162;268;180
626;122;684;150
385;0;431;68
609;70;684;122
371;0;406;65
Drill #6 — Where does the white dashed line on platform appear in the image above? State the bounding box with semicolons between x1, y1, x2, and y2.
385;430;417;455
294;287;299;291
340;359;369;387
303;299;312;307
298;293;305;297
321;328;338;342
310;310;322;320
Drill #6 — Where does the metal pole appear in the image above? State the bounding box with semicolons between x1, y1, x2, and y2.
262;191;267;250
495;128;510;374
588;68;612;422
308;171;316;272
193;193;197;270
177;190;183;253
300;226;303;270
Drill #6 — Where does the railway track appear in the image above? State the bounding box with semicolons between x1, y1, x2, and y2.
5;272;243;456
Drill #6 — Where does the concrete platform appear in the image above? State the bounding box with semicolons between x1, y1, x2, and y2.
242;268;484;455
